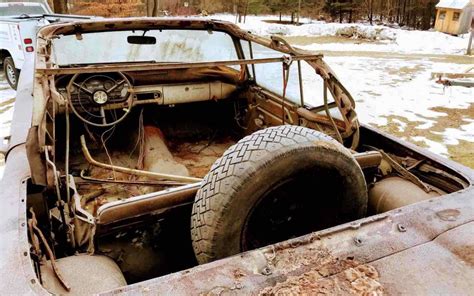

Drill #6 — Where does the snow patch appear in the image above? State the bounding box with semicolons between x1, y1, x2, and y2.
209;14;471;55
411;136;450;156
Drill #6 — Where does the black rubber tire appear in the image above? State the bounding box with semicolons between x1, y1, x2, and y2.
191;125;368;264
3;57;19;90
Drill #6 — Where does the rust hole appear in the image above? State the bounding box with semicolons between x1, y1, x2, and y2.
354;237;363;246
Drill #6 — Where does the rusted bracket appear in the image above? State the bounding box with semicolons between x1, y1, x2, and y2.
432;67;474;88
379;150;432;193
29;209;71;291
271;35;297;53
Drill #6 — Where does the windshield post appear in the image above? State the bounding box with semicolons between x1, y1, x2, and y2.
297;60;304;107
248;41;256;79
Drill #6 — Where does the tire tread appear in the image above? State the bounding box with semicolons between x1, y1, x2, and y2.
191;126;338;261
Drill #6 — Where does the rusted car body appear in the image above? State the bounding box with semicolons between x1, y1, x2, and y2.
0;18;473;295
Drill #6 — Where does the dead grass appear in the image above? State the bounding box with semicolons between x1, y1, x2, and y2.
375;103;474;169
71;1;146;17
448;140;474;168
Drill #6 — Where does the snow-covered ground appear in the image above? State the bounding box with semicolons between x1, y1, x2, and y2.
325;53;473;156
0;74;15;179
208;14;473;162
0;15;473;179
210;14;471;55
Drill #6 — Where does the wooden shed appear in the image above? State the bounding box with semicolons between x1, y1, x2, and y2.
435;0;473;35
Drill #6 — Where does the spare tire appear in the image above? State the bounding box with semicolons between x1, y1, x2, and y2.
191;125;367;264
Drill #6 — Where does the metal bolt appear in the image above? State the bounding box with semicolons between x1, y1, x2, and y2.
234;282;243;289
397;224;407;232
261;266;272;276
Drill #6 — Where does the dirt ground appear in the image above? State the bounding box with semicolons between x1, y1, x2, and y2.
378;104;474;168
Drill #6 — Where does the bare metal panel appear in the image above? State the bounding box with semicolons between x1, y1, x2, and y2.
162;82;236;105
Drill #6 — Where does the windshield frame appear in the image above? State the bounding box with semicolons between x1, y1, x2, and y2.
34;18;358;143
50;28;243;67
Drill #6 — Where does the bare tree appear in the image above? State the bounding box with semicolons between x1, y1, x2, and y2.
53;0;68;14
147;0;160;16
65;0;441;30
364;0;374;24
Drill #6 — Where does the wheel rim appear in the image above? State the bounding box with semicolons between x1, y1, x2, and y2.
6;64;16;85
241;168;344;251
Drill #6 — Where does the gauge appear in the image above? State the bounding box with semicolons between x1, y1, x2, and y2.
104;80;114;90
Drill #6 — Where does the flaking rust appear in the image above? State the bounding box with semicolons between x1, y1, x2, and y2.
259;258;383;295
257;240;383;295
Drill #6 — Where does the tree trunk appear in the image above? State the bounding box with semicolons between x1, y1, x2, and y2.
368;0;373;25
146;0;154;16
397;0;401;23
243;0;249;24
379;1;384;22
349;0;353;23
339;5;342;23
297;0;301;24
402;0;407;25
152;0;160;16
53;0;68;14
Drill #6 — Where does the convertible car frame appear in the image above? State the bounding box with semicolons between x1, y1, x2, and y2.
0;18;473;295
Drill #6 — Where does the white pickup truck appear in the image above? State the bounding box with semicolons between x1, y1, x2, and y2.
0;1;94;89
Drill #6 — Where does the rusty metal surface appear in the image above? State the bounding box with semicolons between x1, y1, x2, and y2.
40;254;126;295
96;183;199;226
33;18;359;141
0;54;46;295
371;222;474;295
368;177;441;214
0;146;50;295
100;188;474;295
0;56;50;294
2;18;474;295
96;125;474;295
353;151;382;170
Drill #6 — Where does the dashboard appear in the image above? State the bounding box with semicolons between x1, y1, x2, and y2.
57;71;238;127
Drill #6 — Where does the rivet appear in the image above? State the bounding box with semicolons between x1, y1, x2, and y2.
261;266;272;276
397;224;407;232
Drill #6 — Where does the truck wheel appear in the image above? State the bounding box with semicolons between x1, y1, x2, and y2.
191;125;367;264
3;57;19;90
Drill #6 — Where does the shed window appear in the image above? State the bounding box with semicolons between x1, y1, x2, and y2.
453;12;460;21
439;11;446;20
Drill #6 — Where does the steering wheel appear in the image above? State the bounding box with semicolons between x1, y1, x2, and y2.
67;72;134;127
